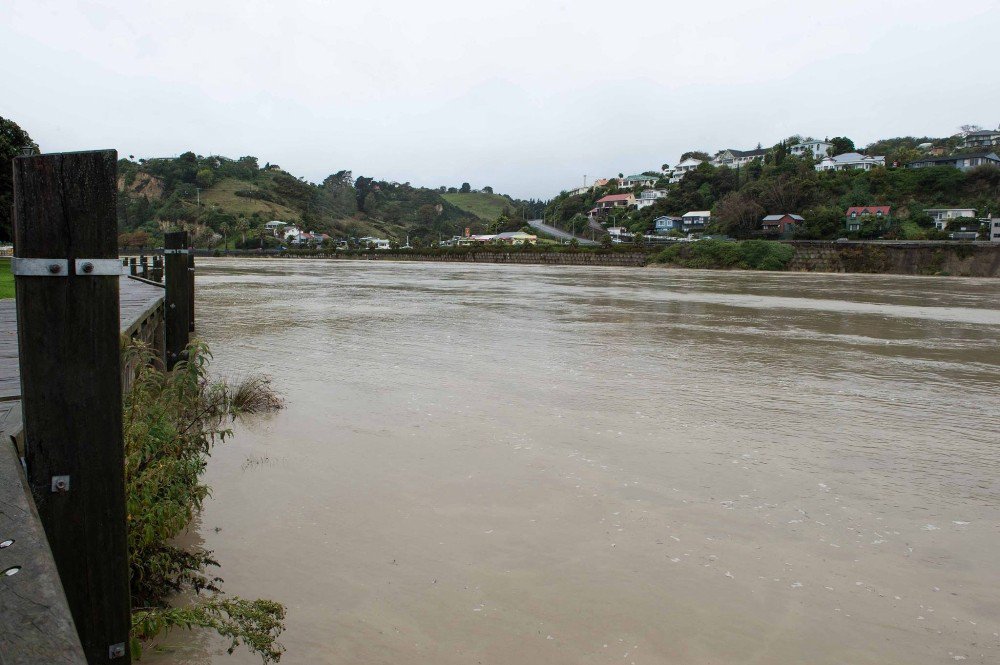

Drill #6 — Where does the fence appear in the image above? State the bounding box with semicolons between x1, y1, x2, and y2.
0;150;195;664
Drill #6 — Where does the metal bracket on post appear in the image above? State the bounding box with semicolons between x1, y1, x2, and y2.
11;258;68;276
12;258;126;276
162;248;189;255
51;475;70;493
109;642;126;659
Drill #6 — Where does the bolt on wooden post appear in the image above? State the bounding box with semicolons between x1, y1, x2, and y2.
164;231;190;369
12;150;131;664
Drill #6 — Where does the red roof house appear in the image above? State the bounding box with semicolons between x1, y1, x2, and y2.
596;193;636;209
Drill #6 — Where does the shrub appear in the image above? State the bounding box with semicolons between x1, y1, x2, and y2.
654;239;795;270
123;340;286;661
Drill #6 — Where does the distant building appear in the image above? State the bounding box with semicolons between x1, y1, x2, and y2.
905;152;1000;171
990;218;1000;242
653;216;683;234
495;231;537;245
789;140;833;159
634;189;668;210
961;129;1000;149
619;174;659;189
265;220;287;237
670;158;705;183
681;211;711;232
816;152;885;172
845;206;890;232
595;193;636;210
712;147;768;169
567;186;590;196
760;213;803;236
359;236;391;249
924;208;977;231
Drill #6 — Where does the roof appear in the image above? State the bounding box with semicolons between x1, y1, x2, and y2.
965;129;1000;137
825;152;883;163
683;210;711;218
597;194;634;203
624;174;657;181
906;152;1000;164
496;231;536;239
762;214;804;222
846;206;890;215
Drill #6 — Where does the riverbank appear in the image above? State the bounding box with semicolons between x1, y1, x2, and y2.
269;241;1000;277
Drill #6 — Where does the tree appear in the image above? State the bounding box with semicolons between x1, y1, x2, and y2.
220;222;230;250
196;168;214;189
714;191;765;238
460;182;471;193
482;185;493;194
680;151;711;162
0;116;39;241
828;137;855;155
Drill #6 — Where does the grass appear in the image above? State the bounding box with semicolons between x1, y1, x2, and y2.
441;192;513;220
0;258;13;299
199;177;303;222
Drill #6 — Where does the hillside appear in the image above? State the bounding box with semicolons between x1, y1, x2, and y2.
441;192;516;220
113;152;543;248
545;135;1000;240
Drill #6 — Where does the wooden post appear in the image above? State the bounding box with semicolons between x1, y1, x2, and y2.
164;231;190;369
12;150;131;664
150;255;163;282
187;248;195;332
128;257;137;275
139;255;148;278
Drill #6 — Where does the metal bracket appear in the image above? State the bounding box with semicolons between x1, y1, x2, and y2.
163;248;189;254
13;258;125;276
109;642;126;659
74;258;125;275
51;475;70;493
11;258;68;276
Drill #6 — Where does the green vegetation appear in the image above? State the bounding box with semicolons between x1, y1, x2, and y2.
441;192;516;220
0;258;12;299
1;117;40;242
123;340;285;661
655;239;796;271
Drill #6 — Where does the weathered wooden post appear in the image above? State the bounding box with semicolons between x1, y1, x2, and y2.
12;150;131;663
150;255;163;282
188;247;195;332
139;255;148;278
164;231;190;369
128;257;137;275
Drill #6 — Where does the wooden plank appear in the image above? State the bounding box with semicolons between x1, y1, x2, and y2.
0;433;87;664
164;231;190;369
13;150;131;663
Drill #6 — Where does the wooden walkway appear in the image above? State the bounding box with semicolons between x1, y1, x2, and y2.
1;275;164;664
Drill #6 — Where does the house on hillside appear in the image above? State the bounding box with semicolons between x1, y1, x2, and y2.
670;158;704;183
906;152;1000;171
359;236;391;249
816;152;885;172
712;147;769;169
567;186;590;196
283;226;303;242
591;178;611;189
654;216;683;234
634;189;668;210
961;129;1000;149
595;193;636;210
265;220;287;237
924;208;977;231
845;206;890;232
789;139;834;159
760;214;803;237
681;211;711;232
619;174;659;189
990;218;1000;242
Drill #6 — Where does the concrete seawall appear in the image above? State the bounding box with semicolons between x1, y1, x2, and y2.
314;251;651;267
786;242;1000;277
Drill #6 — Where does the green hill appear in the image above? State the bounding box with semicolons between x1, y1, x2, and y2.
441;192;515;220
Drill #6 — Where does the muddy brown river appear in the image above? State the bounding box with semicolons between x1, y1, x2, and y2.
150;259;1000;665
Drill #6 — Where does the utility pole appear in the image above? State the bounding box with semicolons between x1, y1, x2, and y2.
195;187;200;207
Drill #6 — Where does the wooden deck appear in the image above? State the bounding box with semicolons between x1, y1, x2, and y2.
0;275;164;664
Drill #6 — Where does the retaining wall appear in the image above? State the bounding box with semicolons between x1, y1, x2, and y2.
787;242;1000;277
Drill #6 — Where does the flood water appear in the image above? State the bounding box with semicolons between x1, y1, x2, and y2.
152;258;1000;665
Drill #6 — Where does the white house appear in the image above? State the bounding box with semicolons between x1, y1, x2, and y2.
789;139;834;159
924;208;977;230
712;147;768;168
634;189;668;210
567;186;590;196
282;226;303;242
961;128;1000;149
990;218;1000;242
815;152;885;172
619;174;659;189
359;236;391;249
265;220;287;237
670;158;704;183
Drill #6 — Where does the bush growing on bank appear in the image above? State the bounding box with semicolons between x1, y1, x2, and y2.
279;242;658;258
654;239;795;271
123;340;286;661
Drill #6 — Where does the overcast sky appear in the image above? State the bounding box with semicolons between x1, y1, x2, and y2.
2;0;998;199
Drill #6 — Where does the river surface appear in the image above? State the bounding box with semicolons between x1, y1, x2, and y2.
151;258;1000;665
